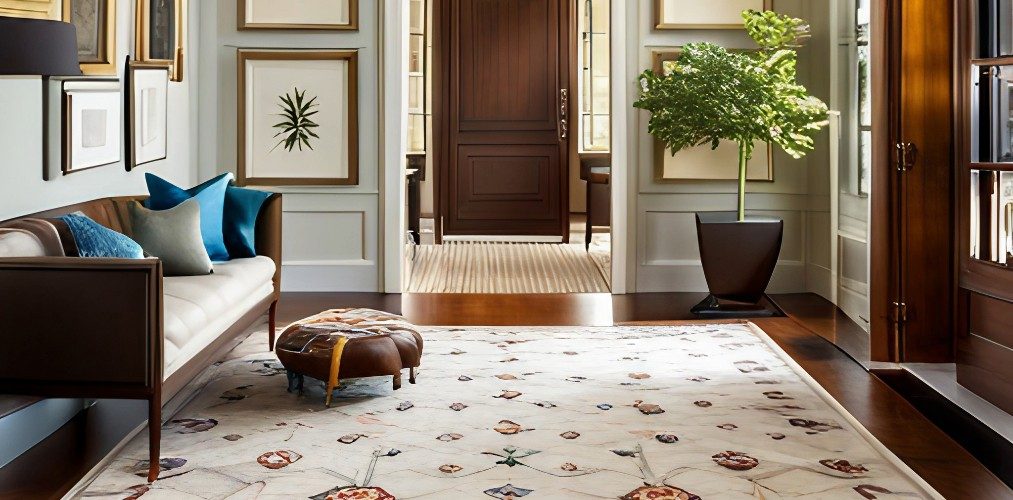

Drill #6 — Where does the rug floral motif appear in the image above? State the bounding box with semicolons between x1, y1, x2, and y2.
79;324;936;499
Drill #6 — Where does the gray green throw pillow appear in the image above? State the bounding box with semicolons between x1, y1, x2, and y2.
128;199;213;276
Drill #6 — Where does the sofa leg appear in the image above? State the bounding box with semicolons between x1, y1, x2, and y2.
268;300;278;351
393;373;402;390
409;366;416;384
147;396;161;483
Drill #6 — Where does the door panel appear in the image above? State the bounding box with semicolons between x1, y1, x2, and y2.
438;0;570;237
455;145;560;226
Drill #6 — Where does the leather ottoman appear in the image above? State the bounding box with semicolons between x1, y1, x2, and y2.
274;308;423;406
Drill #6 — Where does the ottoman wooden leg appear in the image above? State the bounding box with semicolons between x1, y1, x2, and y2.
393;373;402;390
409;366;416;384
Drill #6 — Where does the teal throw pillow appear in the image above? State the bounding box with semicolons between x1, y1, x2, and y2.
55;213;144;259
145;172;231;261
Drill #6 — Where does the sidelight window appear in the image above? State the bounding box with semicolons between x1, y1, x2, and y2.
968;0;1013;267
578;0;610;152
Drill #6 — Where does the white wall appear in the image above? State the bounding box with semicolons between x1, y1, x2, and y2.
198;1;384;292
622;0;833;293
0;0;199;220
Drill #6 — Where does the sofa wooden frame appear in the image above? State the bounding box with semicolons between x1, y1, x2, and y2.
0;194;282;482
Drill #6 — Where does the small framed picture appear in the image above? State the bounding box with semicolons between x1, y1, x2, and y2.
655;0;772;30
63;0;117;75
238;0;358;31
135;0;186;82
127;62;169;170
237;49;359;186
61;80;122;175
0;0;60;20
650;49;773;182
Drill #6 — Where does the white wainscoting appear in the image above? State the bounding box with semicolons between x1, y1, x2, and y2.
636;193;812;293
279;192;379;291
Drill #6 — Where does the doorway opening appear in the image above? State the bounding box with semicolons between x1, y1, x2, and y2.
403;0;613;294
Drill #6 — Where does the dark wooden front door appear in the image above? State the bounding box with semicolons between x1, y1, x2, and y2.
435;0;571;238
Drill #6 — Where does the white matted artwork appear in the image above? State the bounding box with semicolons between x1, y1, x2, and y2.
651;49;773;181
655;0;771;30
238;50;359;186
62;80;121;175
128;63;169;169
239;0;357;30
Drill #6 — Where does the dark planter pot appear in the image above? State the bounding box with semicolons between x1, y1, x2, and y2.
692;212;783;314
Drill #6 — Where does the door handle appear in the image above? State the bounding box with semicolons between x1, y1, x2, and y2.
559;88;568;141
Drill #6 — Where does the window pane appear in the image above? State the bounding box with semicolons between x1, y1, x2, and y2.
1000;0;1013;56
859;129;872;195
407;114;425;153
1000;171;1013;265
998;66;1013;162
578;0;609;153
971;170;981;259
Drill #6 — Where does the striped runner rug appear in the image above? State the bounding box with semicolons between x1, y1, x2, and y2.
405;241;610;293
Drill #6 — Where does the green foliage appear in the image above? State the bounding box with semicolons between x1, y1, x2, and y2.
272;87;320;152
633;9;829;219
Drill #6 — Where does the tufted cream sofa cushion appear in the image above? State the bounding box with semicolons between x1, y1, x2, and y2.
162;256;276;376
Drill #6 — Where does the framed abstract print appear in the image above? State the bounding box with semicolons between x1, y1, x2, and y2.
135;0;185;82
62;80;121;175
127;62;169;170
655;0;772;30
238;0;358;31
650;49;774;182
0;0;59;19
63;0;117;75
237;50;359;186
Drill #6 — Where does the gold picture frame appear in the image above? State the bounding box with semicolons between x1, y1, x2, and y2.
237;0;359;31
135;0;186;82
63;0;117;76
650;49;774;182
237;50;360;187
655;0;773;30
0;0;60;20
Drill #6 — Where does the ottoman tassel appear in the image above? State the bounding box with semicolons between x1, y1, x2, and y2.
324;336;349;407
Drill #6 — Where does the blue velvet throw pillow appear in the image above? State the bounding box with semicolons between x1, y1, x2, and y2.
56;213;144;259
145;173;231;261
223;186;273;259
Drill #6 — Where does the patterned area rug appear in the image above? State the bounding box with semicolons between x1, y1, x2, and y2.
78;324;938;499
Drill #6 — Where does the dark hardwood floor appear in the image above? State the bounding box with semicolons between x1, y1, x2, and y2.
1;292;1008;499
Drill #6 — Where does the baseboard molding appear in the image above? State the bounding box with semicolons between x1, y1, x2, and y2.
874;366;1012;488
282;262;379;292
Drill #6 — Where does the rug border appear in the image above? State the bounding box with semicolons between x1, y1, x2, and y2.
744;321;945;500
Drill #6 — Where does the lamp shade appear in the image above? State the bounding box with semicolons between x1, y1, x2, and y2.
0;17;82;76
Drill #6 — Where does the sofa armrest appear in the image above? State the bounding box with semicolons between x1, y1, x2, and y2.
0;257;163;394
255;193;283;294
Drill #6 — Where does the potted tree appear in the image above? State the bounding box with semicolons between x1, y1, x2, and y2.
634;10;829;316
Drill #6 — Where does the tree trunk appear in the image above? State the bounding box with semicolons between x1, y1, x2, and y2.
737;141;748;221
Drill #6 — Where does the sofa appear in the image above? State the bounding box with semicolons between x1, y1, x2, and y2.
0;194;282;482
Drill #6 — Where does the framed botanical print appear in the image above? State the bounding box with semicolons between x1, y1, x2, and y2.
135;0;186;82
0;0;59;19
63;0;117;75
127;62;169;170
237;50;359;186
62;80;122;175
238;0;358;31
655;0;772;30
650;49;774;182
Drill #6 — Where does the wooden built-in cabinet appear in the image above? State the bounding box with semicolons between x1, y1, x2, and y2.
955;0;1013;414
